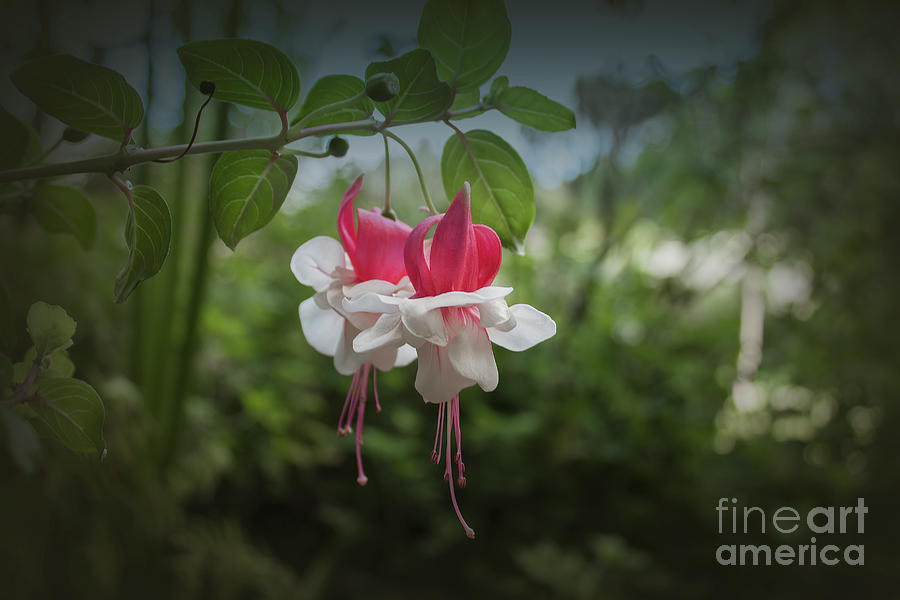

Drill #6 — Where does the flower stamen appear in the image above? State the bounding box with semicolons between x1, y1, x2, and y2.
442;395;474;539
337;363;377;486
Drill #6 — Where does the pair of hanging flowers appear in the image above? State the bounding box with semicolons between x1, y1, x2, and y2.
291;175;555;538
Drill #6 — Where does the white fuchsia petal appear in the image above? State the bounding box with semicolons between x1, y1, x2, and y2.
394;343;418;367
291;236;347;292
353;313;404;354
447;324;499;393
477;298;513;329
342;292;402;315
487;304;557;351
414;344;477;404
334;322;363;375
299;297;344;356
400;301;449;347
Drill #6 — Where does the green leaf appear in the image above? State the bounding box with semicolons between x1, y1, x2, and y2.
209;150;299;250
441;129;533;252
0;283;12;353
365;49;452;125
496;85;576;131
417;0;511;92
290;75;374;134
114;185;172;303
487;76;509;102
30;184;97;250
31;377;105;456
449;89;483;120
1;407;41;473
0;105;34;169
11;54;144;142
177;39;301;113
23;345;75;379
26;301;75;357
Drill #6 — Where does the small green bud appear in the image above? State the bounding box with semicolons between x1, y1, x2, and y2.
62;127;89;143
328;136;349;158
381;208;398;221
365;72;400;102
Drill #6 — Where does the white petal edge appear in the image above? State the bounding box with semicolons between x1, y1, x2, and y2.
447;324;498;392
487;304;557;352
291;237;346;291
393;343;418;367
299;297;343;356
353;313;404;354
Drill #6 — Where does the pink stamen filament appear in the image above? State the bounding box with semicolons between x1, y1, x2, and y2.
373;368;381;412
443;395;474;539
337;363;377;486
431;401;445;464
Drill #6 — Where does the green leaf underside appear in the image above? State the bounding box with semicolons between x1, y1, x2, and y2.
441;129;534;253
210;150;299;250
31;378;104;455
291;75;374;134
114;186;172;303
417;0;511;93
0;105;33;169
365;49;452;125
178;40;300;113
497;86;576;131
11;54;143;141
26;302;75;357
31;184;97;250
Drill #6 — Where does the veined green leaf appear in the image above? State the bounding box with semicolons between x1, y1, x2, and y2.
31;377;105;456
441;129;534;253
209;150;298;250
11;54;143;142
178;39;301;112
290;75;374;135
26;302;75;357
31;184;97;250
417;0;511;92
365;49;452;125
497;85;576;131
114;186;172;303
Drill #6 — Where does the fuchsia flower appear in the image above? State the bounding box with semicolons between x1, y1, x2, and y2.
345;182;557;538
291;175;416;485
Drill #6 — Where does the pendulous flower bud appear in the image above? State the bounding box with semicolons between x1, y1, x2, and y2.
365;72;400;102
328;136;349;158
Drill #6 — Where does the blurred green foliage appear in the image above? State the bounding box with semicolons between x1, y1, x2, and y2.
1;0;899;598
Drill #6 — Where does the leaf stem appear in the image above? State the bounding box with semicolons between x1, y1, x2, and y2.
383;130;437;215
282;148;331;159
382;133;391;214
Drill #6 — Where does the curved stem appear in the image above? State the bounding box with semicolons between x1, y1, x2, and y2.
0;105;496;184
383;130;438;215
282;148;331;158
382;133;391;214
